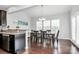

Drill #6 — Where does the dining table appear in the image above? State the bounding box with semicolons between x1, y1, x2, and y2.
30;30;55;46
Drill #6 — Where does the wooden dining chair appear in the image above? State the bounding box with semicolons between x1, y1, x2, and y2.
40;31;47;44
36;32;42;44
55;30;60;48
42;31;48;47
47;30;51;33
33;31;38;43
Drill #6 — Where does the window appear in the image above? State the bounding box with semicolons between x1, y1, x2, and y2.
43;20;50;30
71;17;76;41
71;15;79;44
36;21;42;30
36;19;60;31
76;15;79;44
51;19;60;32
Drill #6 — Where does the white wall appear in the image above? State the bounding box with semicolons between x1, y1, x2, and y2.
30;12;71;39
71;6;79;16
7;10;31;30
59;12;71;39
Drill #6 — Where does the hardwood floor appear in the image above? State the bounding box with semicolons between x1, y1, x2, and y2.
0;49;10;54
0;39;79;54
25;39;79;54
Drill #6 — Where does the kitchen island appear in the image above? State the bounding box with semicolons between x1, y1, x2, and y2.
0;30;26;54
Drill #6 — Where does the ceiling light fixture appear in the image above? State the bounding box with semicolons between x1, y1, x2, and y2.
39;5;46;21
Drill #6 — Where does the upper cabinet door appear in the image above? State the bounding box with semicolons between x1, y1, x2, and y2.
0;10;7;26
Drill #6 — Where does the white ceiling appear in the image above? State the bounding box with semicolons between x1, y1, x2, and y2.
0;5;11;10
0;5;34;11
0;5;72;17
7;5;35;13
25;5;72;17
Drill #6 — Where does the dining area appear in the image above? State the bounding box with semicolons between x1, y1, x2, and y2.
28;29;60;51
26;29;79;54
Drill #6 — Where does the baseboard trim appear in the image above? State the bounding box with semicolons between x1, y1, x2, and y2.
59;39;70;40
59;39;79;49
70;40;79;49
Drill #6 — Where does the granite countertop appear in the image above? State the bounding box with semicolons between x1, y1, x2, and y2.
0;31;26;35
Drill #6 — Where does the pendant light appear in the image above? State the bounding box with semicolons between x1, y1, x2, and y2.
39;5;46;21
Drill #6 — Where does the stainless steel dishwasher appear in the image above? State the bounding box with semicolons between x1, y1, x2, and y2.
2;34;10;51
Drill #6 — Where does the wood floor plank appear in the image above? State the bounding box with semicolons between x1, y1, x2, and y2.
0;39;79;54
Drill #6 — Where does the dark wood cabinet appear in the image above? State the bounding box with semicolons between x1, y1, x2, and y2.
0;34;3;48
9;35;15;53
0;10;7;26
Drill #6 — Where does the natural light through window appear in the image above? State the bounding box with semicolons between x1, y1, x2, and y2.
76;15;79;44
71;17;76;41
51;19;59;32
36;19;60;31
36;21;42;30
43;20;50;30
